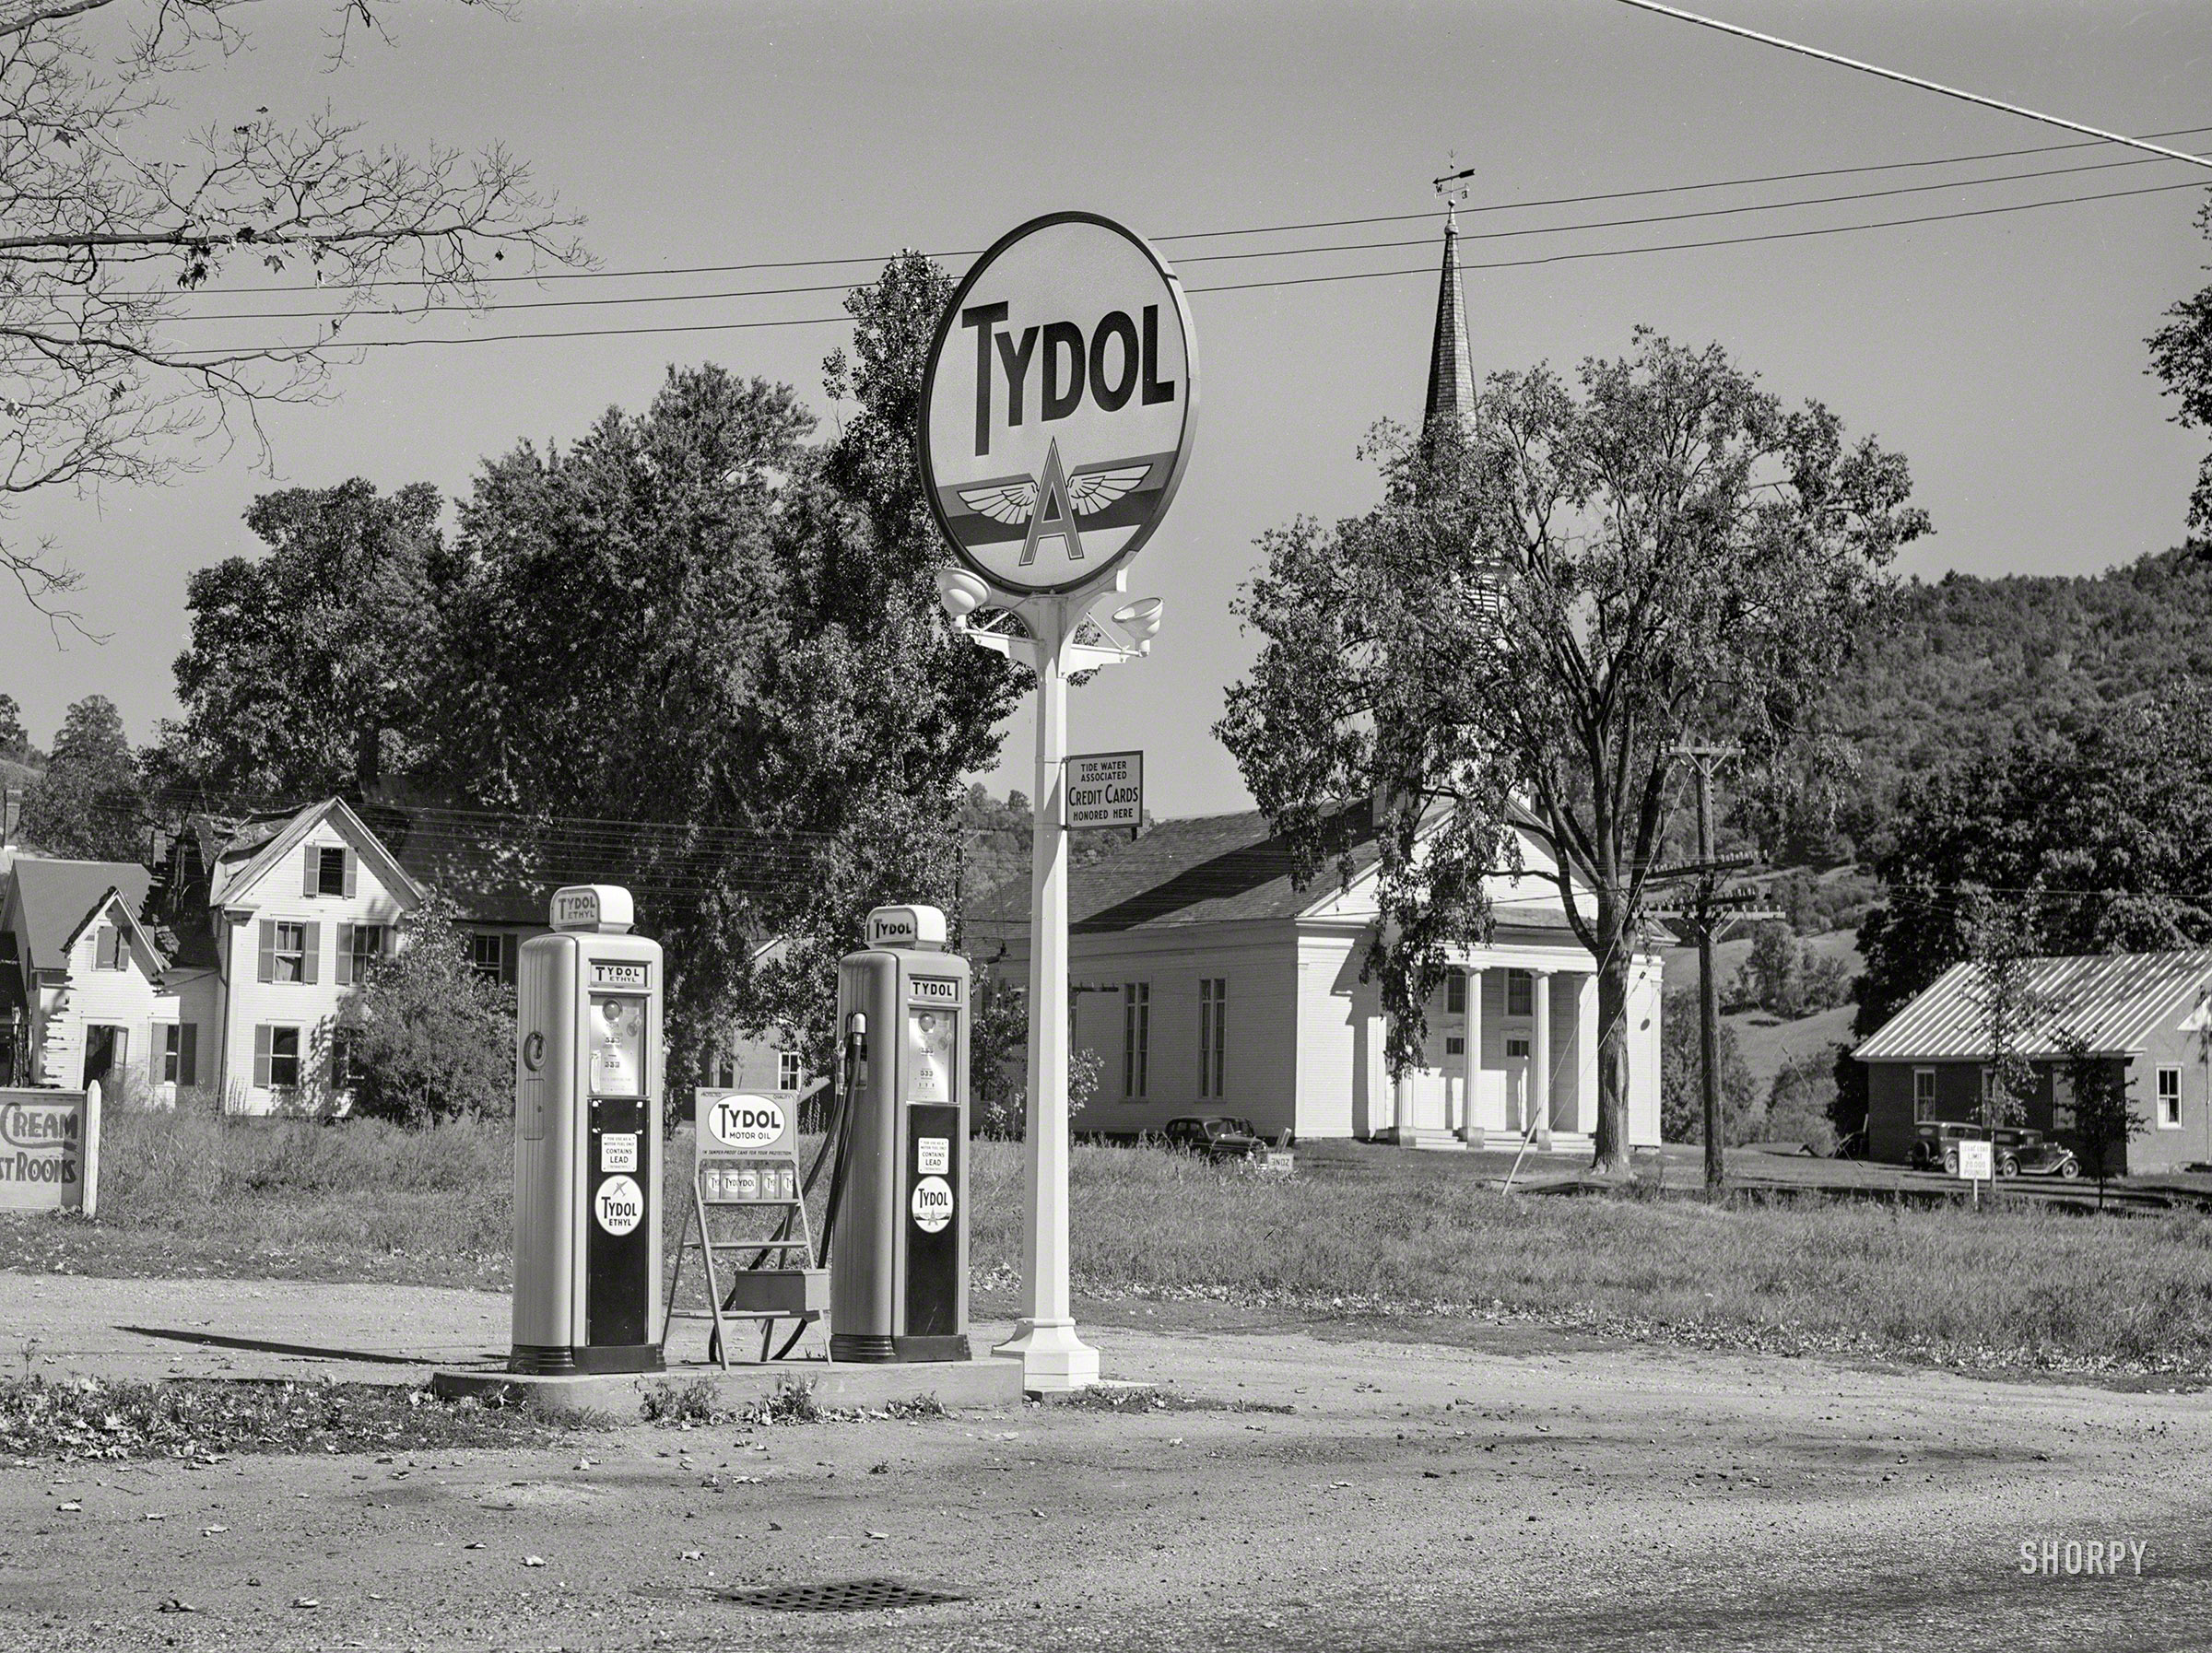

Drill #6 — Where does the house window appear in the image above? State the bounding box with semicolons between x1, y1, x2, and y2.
1123;982;1150;1099
1506;970;1533;1018
772;1049;799;1092
94;924;125;971
161;1024;198;1087
337;922;389;986
316;845;347;897
272;921;308;983
713;1052;738;1089
254;1026;301;1091
1447;971;1466;1015
1198;978;1226;1098
471;932;509;983
1505;1037;1531;1059
2159;1066;2183;1129
1912;1068;1937;1123
1445;1036;1465;1057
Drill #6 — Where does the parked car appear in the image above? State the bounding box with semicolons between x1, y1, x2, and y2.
1998;1131;2081;1179
1161;1116;1270;1162
1911;1122;2053;1175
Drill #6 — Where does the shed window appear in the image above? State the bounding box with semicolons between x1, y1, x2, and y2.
2159;1066;2183;1129
1506;970;1533;1018
1912;1068;1937;1123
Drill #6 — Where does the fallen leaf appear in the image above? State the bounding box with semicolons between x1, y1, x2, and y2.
202;1524;229;1536
292;1597;320;1609
56;1502;81;1513
157;1599;196;1614
865;1531;888;1542
523;1555;547;1568
680;1549;704;1561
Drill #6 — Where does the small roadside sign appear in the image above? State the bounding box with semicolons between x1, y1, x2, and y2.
1065;749;1143;829
1957;1138;1994;1183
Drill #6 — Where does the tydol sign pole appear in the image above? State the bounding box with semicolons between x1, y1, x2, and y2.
919;211;1195;1391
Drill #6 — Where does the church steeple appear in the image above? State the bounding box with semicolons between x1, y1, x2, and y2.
1422;204;1477;437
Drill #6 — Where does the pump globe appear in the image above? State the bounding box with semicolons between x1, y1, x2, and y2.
1113;596;1164;642
935;568;989;619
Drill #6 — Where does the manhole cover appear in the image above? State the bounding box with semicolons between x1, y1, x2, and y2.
722;1578;968;1613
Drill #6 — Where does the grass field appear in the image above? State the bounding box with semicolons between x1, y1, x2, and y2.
10;1110;2212;1380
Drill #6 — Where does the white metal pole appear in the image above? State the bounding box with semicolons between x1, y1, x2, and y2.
994;595;1100;1391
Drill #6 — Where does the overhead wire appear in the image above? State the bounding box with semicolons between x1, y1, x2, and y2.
150;145;2210;328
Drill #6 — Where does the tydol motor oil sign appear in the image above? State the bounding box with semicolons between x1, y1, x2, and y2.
920;212;1198;598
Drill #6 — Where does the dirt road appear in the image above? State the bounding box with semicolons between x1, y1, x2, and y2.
4;1275;2208;1651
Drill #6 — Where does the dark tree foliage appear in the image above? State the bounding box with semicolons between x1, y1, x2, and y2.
1854;684;2212;1036
1657;986;1757;1144
157;479;448;803
427;256;1022;1087
1787;545;2212;865
1219;330;1924;1174
19;694;143;859
0;693;25;763
339;895;514;1125
2149;198;2212;536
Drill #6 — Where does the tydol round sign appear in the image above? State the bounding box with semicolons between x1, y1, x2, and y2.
920;212;1198;597
705;1094;787;1152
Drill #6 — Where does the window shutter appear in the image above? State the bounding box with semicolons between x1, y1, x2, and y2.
257;921;276;984
303;846;318;897
179;1024;198;1088
343;850;358;898
96;925;118;969
253;1026;272;1087
300;921;320;986
335;923;354;987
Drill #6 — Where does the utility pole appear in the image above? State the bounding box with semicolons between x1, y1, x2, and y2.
1650;744;1780;1195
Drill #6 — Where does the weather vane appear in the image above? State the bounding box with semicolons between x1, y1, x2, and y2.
1433;149;1474;204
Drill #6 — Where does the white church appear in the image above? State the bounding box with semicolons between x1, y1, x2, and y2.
971;210;1664;1153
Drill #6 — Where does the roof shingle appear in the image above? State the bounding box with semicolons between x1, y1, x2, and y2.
1855;948;2212;1061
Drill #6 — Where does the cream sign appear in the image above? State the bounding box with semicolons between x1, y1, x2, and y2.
0;1090;97;1213
921;212;1198;598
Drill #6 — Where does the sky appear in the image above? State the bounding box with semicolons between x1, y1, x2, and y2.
4;0;2209;819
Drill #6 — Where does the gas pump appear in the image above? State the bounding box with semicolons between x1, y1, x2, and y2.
826;905;971;1363
510;885;666;1376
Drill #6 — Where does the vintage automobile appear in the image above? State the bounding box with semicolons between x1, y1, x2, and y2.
1908;1121;1985;1173
1997;1132;2082;1179
1160;1116;1271;1163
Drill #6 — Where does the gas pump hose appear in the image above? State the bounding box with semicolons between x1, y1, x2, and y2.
815;1013;867;1270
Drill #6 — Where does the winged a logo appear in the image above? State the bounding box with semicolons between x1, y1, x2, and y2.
947;438;1161;569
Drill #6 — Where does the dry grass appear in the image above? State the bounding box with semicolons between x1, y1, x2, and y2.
11;1112;2212;1377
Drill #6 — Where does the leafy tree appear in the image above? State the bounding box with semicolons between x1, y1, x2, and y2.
155;479;447;803
0;693;23;762
1658;986;1757;1144
1854;685;2212;1036
0;2;578;630
1764;1049;1840;1154
18;694;143;858
2149;199;2212;535
1218;330;1925;1175
1963;892;2046;1139
2054;1029;2145;1209
338;895;513;1125
1730;919;1853;1019
428;256;1021;1087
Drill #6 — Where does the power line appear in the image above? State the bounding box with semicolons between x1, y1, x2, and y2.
1612;0;2212;173
145;172;2210;359
99;123;2212;303
151;147;2203;327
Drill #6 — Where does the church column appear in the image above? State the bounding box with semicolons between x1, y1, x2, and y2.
1573;969;1599;1134
1461;966;1485;1143
1532;968;1553;1144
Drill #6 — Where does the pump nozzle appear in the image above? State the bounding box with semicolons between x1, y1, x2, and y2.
845;1011;867;1060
